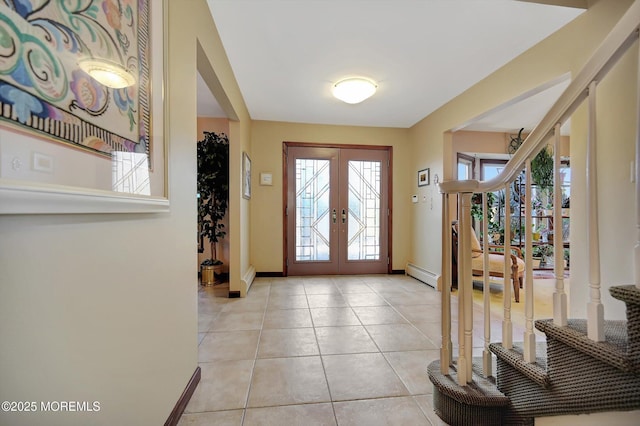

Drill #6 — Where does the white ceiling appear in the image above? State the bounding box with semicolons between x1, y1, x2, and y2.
199;0;585;133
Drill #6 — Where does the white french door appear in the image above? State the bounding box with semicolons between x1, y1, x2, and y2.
285;145;390;275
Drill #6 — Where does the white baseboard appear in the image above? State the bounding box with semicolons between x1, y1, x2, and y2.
406;263;440;289
241;265;256;297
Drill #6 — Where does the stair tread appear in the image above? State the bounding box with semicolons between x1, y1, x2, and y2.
489;342;550;388
427;359;510;407
610;284;640;305
535;318;639;373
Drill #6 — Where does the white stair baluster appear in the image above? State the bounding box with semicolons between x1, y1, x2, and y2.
553;123;568;326
587;81;605;341
440;192;452;374
458;192;474;384
524;159;537;363
635;37;640;290
483;192;492;377
503;184;513;349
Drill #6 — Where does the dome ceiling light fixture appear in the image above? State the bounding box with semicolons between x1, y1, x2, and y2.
79;58;136;89
332;77;377;104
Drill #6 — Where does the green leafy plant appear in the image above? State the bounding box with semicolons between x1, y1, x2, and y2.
532;244;553;259
531;145;554;192
471;192;496;222
197;132;230;266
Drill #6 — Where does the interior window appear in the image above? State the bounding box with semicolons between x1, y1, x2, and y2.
457;153;474;180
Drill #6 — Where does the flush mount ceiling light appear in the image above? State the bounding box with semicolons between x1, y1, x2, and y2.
332;77;377;104
79;58;136;89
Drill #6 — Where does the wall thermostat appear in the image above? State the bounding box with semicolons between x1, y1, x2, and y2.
260;172;273;186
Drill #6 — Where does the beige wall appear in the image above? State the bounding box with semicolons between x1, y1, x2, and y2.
408;0;635;319
0;0;252;424
250;120;411;273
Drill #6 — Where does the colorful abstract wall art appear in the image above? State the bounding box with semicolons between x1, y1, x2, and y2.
0;0;152;160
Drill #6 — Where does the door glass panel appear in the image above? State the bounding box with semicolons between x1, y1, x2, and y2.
347;160;380;260
295;159;331;261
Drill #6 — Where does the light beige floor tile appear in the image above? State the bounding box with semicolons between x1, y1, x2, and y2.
193;274;550;425
184;360;253;413
414;395;450;426
270;282;306;295
352;306;407;325
244;403;336;426
197;313;216;333
178;410;243;426
365;324;437;352
322;353;409;401
335;282;374;294
394;304;442;323
209;310;265;331
248;356;331;407
379;290;432;306
343;292;388;307
304;283;340;295
333;396;430;426
307;293;348;308
310;307;360;326
221;297;268;313
332;276;367;284
383;350;440;395
263;308;313;329
257;328;319;358
268;294;309;309
315;325;379;355
198;330;260;362
271;277;305;286
303;276;335;285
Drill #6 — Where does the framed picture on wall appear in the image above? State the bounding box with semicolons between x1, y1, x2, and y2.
242;152;251;199
418;168;430;186
0;0;169;214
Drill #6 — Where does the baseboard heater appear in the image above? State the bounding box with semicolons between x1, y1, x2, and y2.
405;263;440;289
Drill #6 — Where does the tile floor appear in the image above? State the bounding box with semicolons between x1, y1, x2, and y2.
180;274;544;425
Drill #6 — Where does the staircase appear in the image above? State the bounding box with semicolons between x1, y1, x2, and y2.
428;1;640;424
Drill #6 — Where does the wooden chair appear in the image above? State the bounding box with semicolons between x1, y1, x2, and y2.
451;223;524;302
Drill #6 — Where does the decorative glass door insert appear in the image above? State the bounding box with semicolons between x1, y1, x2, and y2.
295;158;331;261
347;160;381;261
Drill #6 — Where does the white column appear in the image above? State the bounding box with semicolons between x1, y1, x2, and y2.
524;159;537;363
553;123;568;326
458;192;474;384
587;81;605;341
482;192;492;377
440;193;452;374
502;184;513;349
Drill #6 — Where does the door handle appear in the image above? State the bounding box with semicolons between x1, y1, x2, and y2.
332;208;337;224
342;208;347;224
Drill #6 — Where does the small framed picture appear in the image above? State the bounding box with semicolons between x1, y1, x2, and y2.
242;152;252;199
418;168;430;186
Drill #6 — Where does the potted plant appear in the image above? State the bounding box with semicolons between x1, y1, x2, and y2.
197;132;229;285
532;145;555;216
531;145;554;193
532;244;553;268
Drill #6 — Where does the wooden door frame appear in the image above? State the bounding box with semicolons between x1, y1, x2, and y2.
282;141;393;276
